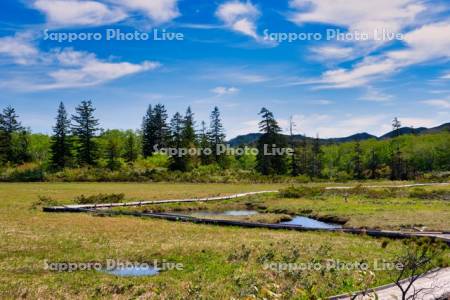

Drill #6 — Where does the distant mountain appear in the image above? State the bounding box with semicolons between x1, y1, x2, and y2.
380;127;427;139
324;132;377;143
380;122;450;139
228;132;376;147
227;122;449;147
228;133;263;147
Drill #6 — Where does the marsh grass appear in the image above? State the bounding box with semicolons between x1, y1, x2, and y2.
0;182;448;299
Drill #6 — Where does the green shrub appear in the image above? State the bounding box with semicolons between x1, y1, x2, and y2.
409;188;450;200
0;163;44;182
74;193;125;204
31;195;60;209
279;186;325;198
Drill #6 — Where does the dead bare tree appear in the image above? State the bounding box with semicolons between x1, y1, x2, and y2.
391;238;447;300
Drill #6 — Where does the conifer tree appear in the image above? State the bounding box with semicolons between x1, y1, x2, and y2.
208;106;226;163
368;148;379;179
123;130;138;163
199;121;211;165
0;106;24;164
390;117;404;180
311;135;323;178
151;104;169;149
353;140;363;179
141;105;154;157
256;107;287;175
50;102;72;169
71;100;99;166
168;112;187;171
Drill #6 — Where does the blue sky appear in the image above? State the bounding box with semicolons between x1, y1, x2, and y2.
0;0;449;138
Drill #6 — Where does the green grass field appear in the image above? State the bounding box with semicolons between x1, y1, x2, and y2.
0;182;448;299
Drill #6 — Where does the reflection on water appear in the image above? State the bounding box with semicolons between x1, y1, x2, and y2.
103;266;159;277
280;216;341;229
188;210;259;217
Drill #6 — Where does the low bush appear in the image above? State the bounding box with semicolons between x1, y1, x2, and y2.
74;193;125;204
409;188;450;200
0;163;44;182
30;195;60;209
279;186;325;198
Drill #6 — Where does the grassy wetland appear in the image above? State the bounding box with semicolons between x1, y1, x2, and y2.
0;182;449;299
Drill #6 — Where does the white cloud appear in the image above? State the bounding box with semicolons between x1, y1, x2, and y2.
108;0;180;24
211;86;239;96
310;46;354;60
360;87;393;102
0;41;160;91
216;1;261;40
313;99;333;105
32;0;180;27
289;0;425;40
36;49;159;90
0;33;39;65
313;22;450;88
442;73;450;79
33;0;127;27
399;117;443;128
421;99;450;109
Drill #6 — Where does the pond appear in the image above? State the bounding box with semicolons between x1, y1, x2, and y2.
188;210;259;217
103;266;159;277
280;216;342;229
178;210;341;229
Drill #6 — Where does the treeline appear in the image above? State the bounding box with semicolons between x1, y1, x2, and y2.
0;103;449;182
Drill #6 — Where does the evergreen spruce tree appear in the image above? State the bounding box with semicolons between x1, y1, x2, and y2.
0;106;23;164
168;112;187;171
289;116;300;176
141;105;154;157
71;100;99;166
390;117;404;180
208;106;226;163
50;102;72;169
123;130;138;163
353;140;363;179
368;148;379;179
199;121;211;165
151;104;169;150
103;130;122;171
311;135;323;178
256;107;287;175
181;107;197;169
182;107;196;145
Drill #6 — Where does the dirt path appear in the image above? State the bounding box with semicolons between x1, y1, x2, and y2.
325;182;450;190
330;268;450;299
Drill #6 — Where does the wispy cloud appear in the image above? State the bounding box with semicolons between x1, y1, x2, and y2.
310;22;450;88
33;0;127;27
0;33;39;65
0;43;160;91
32;0;180;28
360;87;393;102
211;86;239;96
421;99;450;109
216;1;268;43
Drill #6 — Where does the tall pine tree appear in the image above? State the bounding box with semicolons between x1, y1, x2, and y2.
311;135;323;178
71;100;99;166
151;104;169;149
50;102;72;169
123;130;138;163
199;121;211;165
168;112;187;171
208;106;225;163
141;105;154;157
256;108;287;175
0;106;24;164
352;140;363;179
